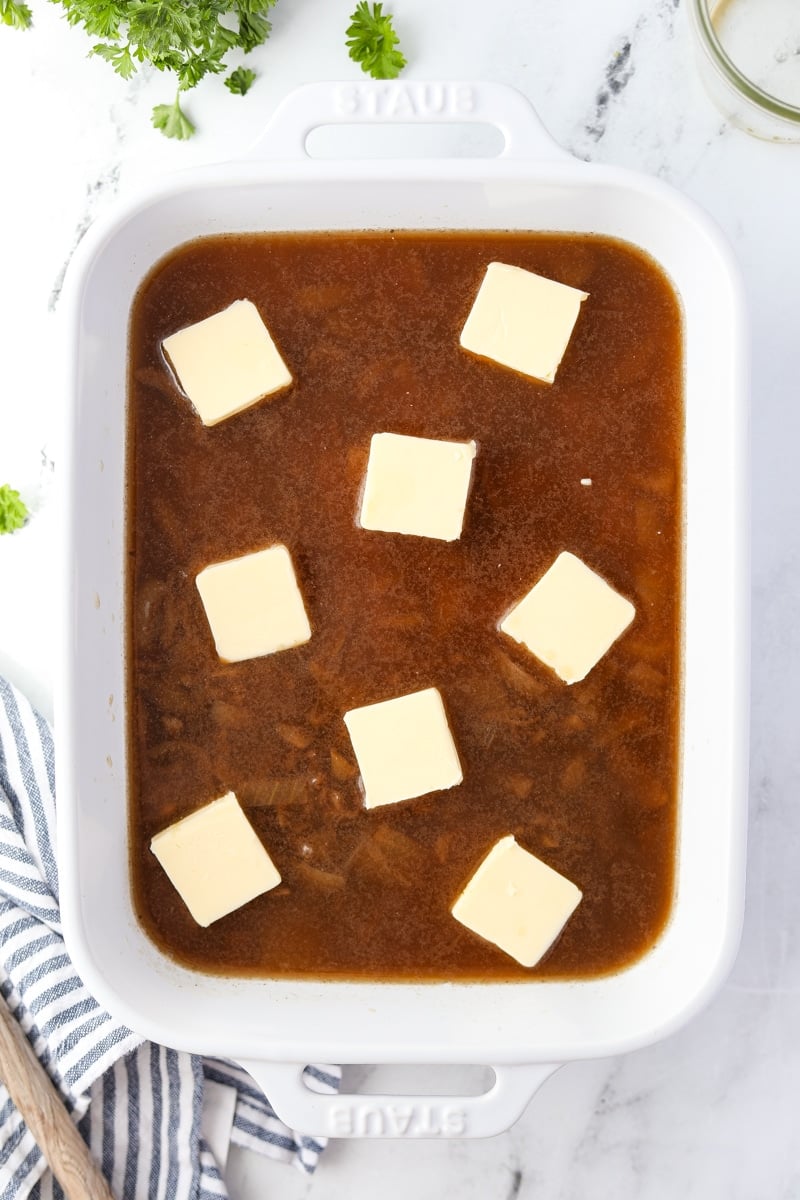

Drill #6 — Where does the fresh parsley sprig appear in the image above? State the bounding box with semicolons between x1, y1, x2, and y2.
4;1;411;136
51;0;276;138
346;2;406;80
0;0;32;29
0;485;28;535
152;93;196;141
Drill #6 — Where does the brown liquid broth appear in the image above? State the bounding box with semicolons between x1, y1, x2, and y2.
127;231;682;981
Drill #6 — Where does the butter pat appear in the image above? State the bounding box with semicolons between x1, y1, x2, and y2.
500;551;635;684
196;544;311;663
359;432;477;541
460;262;588;384
162;299;292;426
344;687;463;809
150;792;281;927
452;835;582;967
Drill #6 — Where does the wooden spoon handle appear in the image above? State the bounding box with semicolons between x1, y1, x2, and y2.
0;998;114;1200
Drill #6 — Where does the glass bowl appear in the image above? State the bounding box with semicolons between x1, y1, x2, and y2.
688;0;800;141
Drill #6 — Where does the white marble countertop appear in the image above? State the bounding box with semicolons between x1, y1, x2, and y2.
1;0;798;1196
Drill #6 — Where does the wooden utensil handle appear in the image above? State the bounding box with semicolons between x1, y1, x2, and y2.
0;998;114;1200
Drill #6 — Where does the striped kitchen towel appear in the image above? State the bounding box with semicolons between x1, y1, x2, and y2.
0;676;340;1200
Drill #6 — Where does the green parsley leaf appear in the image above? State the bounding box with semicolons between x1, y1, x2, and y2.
127;2;195;62
177;51;226;90
346;1;406;81
0;485;28;535
151;93;196;141
92;41;136;79
0;0;32;30
237;10;271;54
70;1;124;39
211;22;239;56
225;66;256;95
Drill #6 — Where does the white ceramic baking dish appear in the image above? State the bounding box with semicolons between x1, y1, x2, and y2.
57;81;749;1139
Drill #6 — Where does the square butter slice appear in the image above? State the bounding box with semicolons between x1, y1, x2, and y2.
196;544;311;663
460;262;588;384
452;835;582;968
162;299;292;426
344;687;463;809
500;551;635;684
359;432;477;542
150;792;281;927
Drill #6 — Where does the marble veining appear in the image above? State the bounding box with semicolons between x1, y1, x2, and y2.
48;162;121;312
2;0;800;1196
584;37;636;143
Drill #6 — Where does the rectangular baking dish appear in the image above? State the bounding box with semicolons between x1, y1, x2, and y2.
57;81;749;1138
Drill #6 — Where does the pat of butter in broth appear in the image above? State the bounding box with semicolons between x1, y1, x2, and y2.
451;835;582;968
500;551;635;685
150;792;281;927
359;432;477;542
196;544;311;663
460;262;588;384
162;299;292;426
344;687;463;809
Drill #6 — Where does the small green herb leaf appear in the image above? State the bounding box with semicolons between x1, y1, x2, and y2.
346;1;406;81
237;10;271;53
0;0;32;29
225;66;256;95
92;41;136;79
177;52;226;90
0;485;28;534
152;93;196;140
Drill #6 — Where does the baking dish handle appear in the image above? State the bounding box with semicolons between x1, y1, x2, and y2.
239;1059;561;1138
246;80;572;162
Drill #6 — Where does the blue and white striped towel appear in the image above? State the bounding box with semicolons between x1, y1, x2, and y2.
0;676;340;1199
